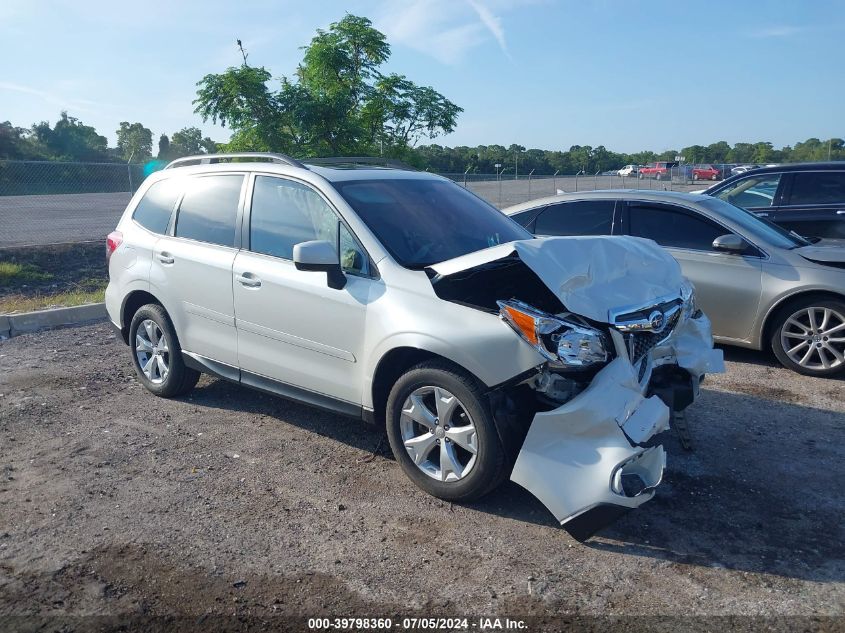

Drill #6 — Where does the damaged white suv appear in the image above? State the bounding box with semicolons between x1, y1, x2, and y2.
105;153;723;540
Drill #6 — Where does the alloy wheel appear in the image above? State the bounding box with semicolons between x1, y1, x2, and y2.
399;386;478;482
781;306;845;371
135;319;170;384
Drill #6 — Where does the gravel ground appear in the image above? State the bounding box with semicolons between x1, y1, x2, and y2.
0;324;843;631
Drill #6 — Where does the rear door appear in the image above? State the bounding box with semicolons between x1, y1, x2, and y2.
774;171;845;239
621;201;763;342
232;174;378;406
532;199;618;236
150;173;245;367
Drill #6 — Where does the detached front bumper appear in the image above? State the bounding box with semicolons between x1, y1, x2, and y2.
510;313;724;541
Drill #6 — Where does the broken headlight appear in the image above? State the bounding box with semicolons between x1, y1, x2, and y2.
681;279;697;320
497;299;609;369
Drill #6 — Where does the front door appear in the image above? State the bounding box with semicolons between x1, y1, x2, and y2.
233;174;378;406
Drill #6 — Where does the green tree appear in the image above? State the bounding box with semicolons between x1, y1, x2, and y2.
194;15;462;157
167;127;215;157
31;112;108;161
116;121;153;161
157;134;171;160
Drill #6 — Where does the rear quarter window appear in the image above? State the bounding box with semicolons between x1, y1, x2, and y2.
132;179;182;234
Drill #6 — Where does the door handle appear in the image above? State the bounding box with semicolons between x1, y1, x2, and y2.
836;210;845;215
156;252;174;265
235;273;261;288
756;212;769;217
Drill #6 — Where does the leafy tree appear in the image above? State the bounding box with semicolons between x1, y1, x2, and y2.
116;121;153;161
157;134;171;160
30;112;108;161
168;127;217;157
0;121;39;159
194;15;462;157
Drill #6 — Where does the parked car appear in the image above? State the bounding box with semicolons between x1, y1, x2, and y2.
690;164;720;181
505;190;845;376
618;164;639;177
639;161;678;180
105;153;720;540
731;164;761;176
702;162;845;239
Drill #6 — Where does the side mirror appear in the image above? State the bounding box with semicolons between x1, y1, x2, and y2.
293;240;346;290
712;233;747;254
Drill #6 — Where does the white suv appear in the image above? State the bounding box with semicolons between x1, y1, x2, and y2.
105;153;722;540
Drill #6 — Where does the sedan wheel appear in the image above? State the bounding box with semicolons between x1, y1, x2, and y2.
399;386;478;482
775;303;845;375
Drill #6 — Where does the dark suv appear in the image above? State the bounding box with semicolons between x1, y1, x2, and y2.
701;162;845;239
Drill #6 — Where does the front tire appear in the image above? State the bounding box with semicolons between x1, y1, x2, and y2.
129;303;200;397
770;298;845;376
385;361;507;502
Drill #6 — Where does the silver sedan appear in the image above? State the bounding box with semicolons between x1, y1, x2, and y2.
505;190;845;377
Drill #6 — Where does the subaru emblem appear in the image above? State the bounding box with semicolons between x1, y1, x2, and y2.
648;310;665;331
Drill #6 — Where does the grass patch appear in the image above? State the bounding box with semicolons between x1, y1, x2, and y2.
0;262;54;284
0;278;106;314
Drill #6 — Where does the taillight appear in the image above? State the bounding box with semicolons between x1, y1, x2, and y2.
106;230;123;264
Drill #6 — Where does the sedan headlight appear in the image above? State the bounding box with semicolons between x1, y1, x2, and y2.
497;299;609;368
680;280;697;319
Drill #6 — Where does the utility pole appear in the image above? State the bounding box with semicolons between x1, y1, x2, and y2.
514;152;518;180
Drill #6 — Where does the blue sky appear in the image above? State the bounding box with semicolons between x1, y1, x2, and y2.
1;0;843;153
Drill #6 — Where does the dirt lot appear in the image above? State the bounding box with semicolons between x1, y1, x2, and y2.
0;324;843;632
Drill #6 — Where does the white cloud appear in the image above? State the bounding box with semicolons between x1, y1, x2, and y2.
748;25;803;38
375;0;518;64
0;81;97;113
466;0;510;58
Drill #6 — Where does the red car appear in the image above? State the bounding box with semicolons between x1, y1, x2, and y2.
691;164;720;181
638;161;678;180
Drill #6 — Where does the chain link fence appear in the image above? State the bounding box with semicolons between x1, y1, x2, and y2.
1;160;714;247
0;160;147;247
442;169;711;208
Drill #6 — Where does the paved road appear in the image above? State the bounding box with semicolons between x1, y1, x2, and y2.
0;178;706;248
0;192;131;247
0;324;843;629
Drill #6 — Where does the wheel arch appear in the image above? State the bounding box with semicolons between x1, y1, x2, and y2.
759;289;845;349
369;347;485;429
119;290;165;343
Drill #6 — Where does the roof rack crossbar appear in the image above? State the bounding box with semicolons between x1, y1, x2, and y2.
164;152;305;170
304;156;416;170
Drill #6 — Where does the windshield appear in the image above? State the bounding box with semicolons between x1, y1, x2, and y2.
335;178;531;268
697;196;809;248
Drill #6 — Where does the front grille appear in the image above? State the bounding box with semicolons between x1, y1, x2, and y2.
625;308;681;365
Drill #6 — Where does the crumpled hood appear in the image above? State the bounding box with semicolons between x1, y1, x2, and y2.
795;240;845;264
428;236;685;323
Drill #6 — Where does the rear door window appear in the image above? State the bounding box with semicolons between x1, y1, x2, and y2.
534;200;615;236
132;179;182;234
787;171;845;205
175;175;244;247
628;204;725;251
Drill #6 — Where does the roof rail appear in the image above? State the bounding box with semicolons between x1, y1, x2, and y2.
304;156;416;170
164;152;305;170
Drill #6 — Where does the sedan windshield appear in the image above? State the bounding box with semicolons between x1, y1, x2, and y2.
697;196;810;248
335;178;531;268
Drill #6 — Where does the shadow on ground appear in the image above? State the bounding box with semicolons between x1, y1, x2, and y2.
184;377;845;584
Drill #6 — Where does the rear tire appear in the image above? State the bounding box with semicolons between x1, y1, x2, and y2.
385;361;507;502
770;297;845;377
129;304;200;397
